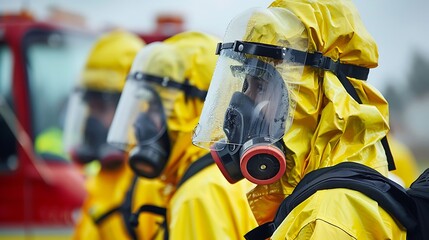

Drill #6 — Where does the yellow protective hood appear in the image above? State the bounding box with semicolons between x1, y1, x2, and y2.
81;30;144;93
154;31;220;186
246;0;390;224
138;43;185;83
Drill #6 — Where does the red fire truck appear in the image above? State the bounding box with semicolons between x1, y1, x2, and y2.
0;10;181;239
0;11;95;239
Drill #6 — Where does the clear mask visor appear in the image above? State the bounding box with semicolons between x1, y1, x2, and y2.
193;48;304;150
108;77;173;150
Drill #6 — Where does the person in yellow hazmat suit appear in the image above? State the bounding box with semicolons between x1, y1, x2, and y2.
108;31;258;239
192;0;412;239
63;30;166;240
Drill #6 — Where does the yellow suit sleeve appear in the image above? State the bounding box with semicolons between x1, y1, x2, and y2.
168;165;257;240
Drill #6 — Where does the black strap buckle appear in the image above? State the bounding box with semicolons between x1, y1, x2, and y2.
311;52;339;74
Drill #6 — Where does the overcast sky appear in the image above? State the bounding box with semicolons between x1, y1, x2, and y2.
2;0;429;92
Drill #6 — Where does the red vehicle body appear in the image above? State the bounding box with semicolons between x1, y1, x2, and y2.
0;12;178;239
0;13;93;239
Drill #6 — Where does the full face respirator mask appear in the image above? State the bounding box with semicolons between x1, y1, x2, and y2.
210;89;287;185
128;112;171;178
208;57;289;184
191;7;310;185
108;71;208;178
193;43;298;185
71;116;125;169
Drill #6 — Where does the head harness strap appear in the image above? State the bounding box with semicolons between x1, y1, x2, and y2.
128;72;207;100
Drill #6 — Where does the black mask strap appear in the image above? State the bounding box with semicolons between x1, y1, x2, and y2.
128;72;207;100
305;52;395;171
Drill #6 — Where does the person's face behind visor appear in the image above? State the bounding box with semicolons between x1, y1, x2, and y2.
229;59;286;141
67;90;125;169
85;92;119;129
242;71;277;123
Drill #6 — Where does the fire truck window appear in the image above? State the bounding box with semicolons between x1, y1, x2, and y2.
24;30;94;160
0;44;17;171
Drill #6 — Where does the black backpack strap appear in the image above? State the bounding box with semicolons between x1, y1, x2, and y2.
176;153;214;189
407;168;429;240
93;206;121;225
129;153;214;240
121;175;139;240
245;162;417;240
92;174;139;240
129;204;167;227
129;204;168;240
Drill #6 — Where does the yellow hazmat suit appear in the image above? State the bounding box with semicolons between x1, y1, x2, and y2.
109;31;258;239
70;30;166;240
242;1;407;239
192;0;408;239
164;33;257;239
